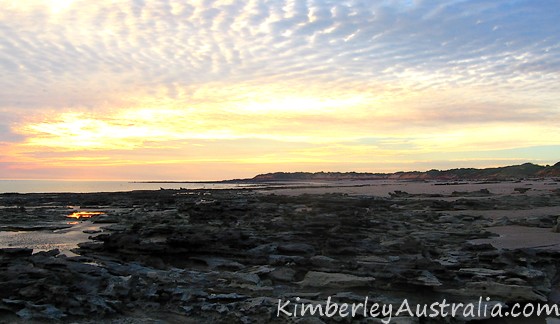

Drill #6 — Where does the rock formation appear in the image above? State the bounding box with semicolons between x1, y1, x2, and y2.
0;182;559;322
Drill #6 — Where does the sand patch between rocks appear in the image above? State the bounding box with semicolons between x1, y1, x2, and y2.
471;225;560;251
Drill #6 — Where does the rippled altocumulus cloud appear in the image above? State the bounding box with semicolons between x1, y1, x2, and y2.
1;0;559;179
1;0;559;108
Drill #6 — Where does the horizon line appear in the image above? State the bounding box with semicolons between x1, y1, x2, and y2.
0;160;557;182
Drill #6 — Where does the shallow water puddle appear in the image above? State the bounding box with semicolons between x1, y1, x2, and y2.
0;221;102;256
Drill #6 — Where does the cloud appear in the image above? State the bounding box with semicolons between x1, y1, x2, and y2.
0;0;559;179
1;0;557;103
0;109;26;143
0;124;24;143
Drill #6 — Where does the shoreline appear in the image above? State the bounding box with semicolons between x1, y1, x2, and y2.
2;177;558;195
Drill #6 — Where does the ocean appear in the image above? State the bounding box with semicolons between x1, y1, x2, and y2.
0;180;260;194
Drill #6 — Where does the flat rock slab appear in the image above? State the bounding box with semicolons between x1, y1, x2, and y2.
299;271;374;288
470;225;560;251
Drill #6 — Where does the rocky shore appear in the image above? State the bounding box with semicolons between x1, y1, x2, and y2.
1;180;560;323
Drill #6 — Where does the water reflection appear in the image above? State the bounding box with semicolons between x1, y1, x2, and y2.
0;221;102;256
67;211;105;219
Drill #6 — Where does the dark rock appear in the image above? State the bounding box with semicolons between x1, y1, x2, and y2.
268;254;307;266
33;249;60;257
0;248;33;257
269;267;296;282
277;243;316;256
299;271;375;288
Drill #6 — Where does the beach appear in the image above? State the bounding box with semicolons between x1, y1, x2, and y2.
0;179;560;323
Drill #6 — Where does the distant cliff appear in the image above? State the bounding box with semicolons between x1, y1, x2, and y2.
249;162;560;182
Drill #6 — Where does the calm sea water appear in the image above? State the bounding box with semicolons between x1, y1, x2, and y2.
0;180;261;193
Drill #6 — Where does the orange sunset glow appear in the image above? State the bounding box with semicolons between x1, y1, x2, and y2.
67;211;105;219
0;1;558;180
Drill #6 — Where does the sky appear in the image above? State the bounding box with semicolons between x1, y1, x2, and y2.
0;0;559;180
